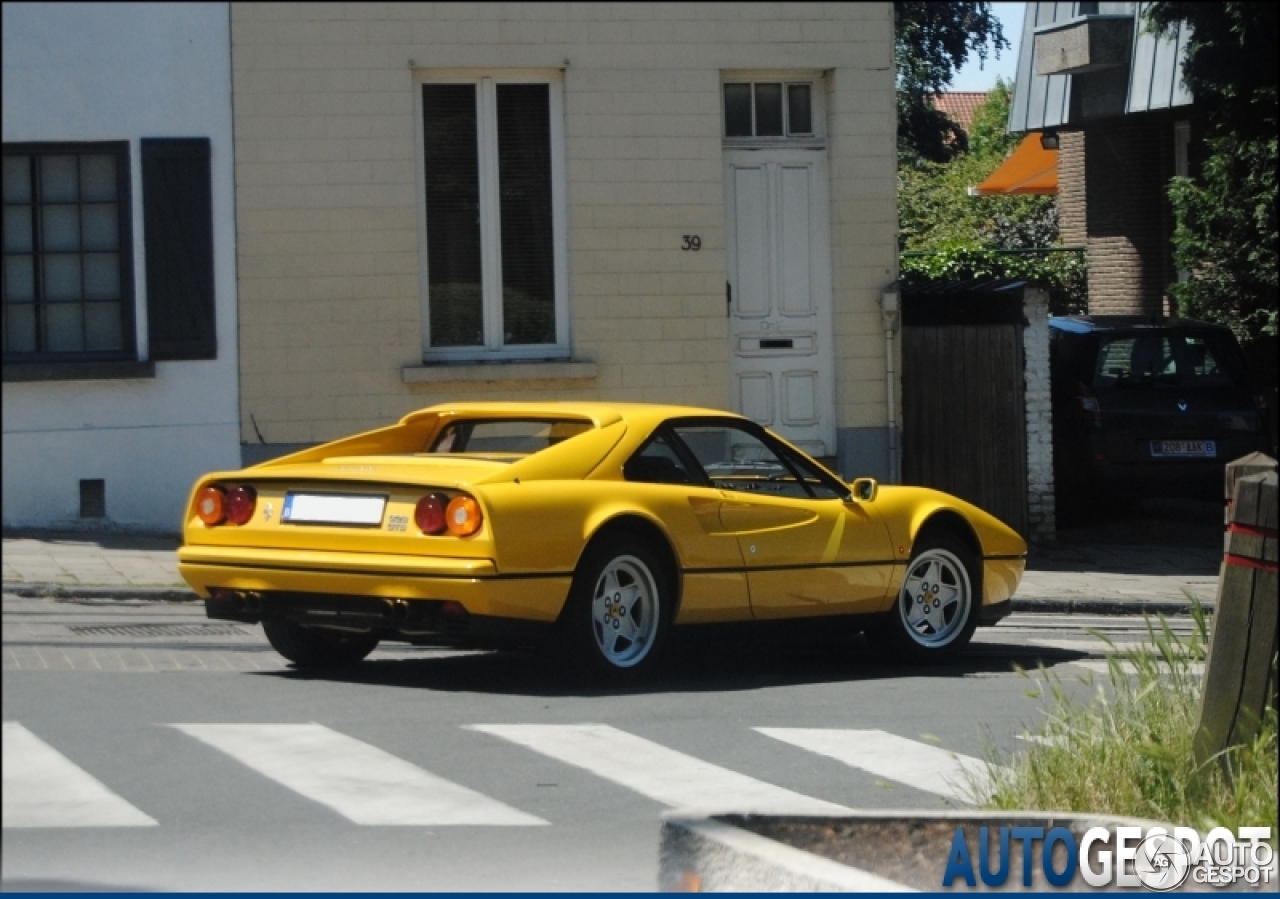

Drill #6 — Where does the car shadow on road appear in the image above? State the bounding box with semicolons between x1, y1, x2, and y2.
246;635;1091;698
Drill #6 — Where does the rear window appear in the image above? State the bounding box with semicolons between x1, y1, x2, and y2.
1093;332;1249;390
428;418;592;455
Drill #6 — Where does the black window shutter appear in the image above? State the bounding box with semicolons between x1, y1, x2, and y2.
142;138;216;360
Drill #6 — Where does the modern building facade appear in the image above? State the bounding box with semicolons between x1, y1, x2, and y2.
1008;1;1196;316
229;3;900;480
2;3;240;531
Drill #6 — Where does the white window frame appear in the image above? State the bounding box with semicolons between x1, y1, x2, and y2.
412;69;569;361
721;70;828;150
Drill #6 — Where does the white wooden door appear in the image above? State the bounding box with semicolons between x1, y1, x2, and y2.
724;149;835;456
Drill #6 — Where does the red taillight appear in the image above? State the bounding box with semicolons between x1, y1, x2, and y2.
414;493;449;534
196;485;226;526
446;495;483;537
225;485;257;525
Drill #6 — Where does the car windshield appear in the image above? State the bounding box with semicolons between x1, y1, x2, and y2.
1093;332;1249;390
427;418;593;456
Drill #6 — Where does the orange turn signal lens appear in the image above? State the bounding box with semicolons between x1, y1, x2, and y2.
196;485;226;526
445;495;482;537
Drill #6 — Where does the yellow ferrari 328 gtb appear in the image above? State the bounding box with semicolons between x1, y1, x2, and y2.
178;403;1026;678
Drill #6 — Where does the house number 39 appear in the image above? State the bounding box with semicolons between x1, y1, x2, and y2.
681;235;702;251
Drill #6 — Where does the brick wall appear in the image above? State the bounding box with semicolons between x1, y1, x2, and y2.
1081;119;1171;316
1057;130;1086;248
1022;287;1055;540
230;3;897;446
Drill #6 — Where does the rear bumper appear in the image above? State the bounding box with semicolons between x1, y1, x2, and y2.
204;590;552;648
178;544;570;623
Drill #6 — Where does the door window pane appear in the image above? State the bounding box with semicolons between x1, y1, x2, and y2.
6;302;36;352
497;84;555;345
40;156;78;202
41;205;80;251
423;84;483;348
3;156;32;203
4;206;33;252
754;84;784;136
44;301;83;351
84;301;124;350
43;254;81;300
787;84;812;134
724;83;753;137
673;425;802;495
83;253;120;300
82;204;118;250
80;155;118;202
4;255;35;300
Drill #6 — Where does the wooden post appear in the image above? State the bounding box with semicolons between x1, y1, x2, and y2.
1196;455;1278;768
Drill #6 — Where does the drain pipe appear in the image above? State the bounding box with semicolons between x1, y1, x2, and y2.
880;289;901;483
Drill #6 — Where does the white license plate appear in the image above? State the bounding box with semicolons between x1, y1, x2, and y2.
282;493;387;526
1150;440;1217;458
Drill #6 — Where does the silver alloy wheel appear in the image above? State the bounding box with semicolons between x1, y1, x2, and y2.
897;547;972;649
590;554;660;668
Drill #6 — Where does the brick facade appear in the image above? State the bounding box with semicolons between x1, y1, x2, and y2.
229;4;898;456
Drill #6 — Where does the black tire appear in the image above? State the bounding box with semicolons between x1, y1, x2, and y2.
879;530;980;662
262;620;379;669
554;536;673;681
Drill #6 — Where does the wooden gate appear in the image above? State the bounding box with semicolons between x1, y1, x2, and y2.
902;323;1028;536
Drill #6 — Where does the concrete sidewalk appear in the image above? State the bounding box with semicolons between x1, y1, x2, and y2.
1;529;1221;615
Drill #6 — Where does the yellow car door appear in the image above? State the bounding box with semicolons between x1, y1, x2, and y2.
669;421;895;618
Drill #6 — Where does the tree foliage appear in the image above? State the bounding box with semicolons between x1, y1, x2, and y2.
899;82;1055;252
898;83;1084;312
895;1;1008;162
1145;3;1278;337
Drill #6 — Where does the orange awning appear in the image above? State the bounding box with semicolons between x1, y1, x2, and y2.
970;134;1058;196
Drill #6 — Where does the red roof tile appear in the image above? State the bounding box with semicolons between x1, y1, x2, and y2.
931;91;988;134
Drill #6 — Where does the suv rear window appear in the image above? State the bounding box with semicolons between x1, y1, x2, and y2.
1093;332;1249;390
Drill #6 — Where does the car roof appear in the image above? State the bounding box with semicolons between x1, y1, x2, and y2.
399;401;748;431
1049;314;1234;335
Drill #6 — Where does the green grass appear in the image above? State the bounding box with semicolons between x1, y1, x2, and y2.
982;606;1277;838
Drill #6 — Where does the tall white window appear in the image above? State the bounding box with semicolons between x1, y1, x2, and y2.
415;72;567;360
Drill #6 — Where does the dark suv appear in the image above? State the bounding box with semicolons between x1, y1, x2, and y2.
1049;316;1266;511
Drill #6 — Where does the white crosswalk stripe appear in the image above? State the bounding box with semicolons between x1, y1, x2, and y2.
171;723;546;826
468;723;850;814
755;727;997;803
3;722;157;828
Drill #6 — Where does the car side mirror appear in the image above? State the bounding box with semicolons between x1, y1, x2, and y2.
850;477;878;502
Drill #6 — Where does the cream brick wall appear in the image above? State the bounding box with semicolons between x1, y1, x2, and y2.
231;2;896;446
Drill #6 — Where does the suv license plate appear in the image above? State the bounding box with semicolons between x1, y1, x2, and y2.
1150;440;1216;458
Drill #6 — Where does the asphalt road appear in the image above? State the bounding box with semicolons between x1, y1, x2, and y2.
2;593;1198;892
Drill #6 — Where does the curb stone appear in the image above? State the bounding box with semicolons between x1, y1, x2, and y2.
5;583;1208;619
2;581;1206;615
2;583;198;603
1010;597;1212;616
